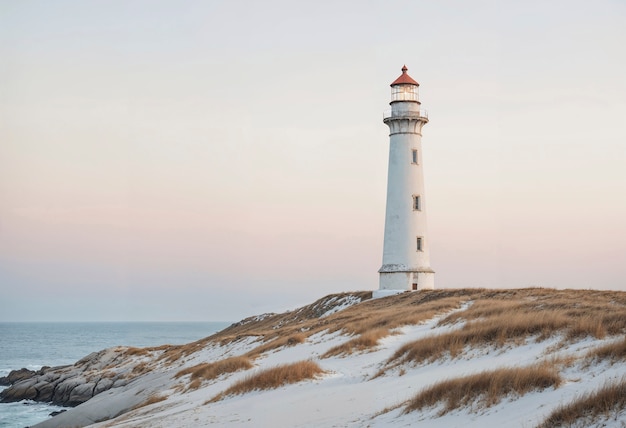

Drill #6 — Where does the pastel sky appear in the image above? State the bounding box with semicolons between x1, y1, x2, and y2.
1;0;625;321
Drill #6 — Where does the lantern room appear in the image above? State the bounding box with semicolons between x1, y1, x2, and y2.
390;65;420;103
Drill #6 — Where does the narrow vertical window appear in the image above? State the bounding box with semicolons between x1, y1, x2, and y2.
416;237;423;252
413;195;421;211
411;149;418;164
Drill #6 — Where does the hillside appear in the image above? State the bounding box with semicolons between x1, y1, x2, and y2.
6;288;626;427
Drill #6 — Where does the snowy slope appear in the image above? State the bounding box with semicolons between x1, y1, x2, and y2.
32;289;626;428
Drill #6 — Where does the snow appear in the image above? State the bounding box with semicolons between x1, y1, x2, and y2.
34;297;626;428
318;295;364;318
227;313;277;329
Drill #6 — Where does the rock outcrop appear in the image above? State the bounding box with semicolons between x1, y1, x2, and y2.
0;367;44;386
0;347;149;406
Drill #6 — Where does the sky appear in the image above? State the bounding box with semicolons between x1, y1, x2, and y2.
1;0;625;322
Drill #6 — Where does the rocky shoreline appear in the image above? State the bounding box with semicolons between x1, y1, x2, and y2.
0;348;134;407
0;293;368;428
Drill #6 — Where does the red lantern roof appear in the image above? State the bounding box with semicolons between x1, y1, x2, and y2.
390;65;419;86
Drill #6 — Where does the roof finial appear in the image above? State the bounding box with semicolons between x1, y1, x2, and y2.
401;65;408;73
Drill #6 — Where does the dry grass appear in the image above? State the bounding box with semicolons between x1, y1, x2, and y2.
322;328;391;358
101;370;117;379
213;292;372;341
438;290;626;341
437;299;521;326
379;289;626;374
158;292;371;362
133;393;167;409
123;344;169;359
586;336;626;362
124;347;151;357
208;360;325;403
537;376;626;427
174;291;468;364
384;312;564;371
246;333;306;358
154;289;626;373
318;294;467;358
159;343;204;363
335;295;466;336
214;291;469;350
131;361;152;376
174;356;253;390
404;363;561;415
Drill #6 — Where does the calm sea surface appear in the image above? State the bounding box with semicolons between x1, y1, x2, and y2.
0;322;231;428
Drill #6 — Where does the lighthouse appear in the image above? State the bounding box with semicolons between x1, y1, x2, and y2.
378;66;434;293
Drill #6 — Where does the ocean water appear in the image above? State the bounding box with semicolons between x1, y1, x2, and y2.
0;322;231;428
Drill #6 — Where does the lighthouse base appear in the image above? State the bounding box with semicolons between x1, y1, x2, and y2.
378;270;434;292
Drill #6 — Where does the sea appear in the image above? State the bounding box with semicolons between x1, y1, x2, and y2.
0;321;232;428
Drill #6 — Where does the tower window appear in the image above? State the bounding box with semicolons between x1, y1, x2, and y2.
411;149;418;164
413;195;421;211
416;237;423;252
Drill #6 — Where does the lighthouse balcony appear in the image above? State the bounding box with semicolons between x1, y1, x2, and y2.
383;109;428;121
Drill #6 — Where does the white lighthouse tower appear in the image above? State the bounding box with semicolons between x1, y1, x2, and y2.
378;65;434;293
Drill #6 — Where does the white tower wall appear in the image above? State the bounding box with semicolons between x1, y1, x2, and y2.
378;67;434;292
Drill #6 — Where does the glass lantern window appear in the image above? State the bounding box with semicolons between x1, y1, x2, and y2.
391;84;419;102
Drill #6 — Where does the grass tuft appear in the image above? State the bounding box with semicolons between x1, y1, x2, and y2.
208;360;324;402
404;363;561;415
381;293;626;375
246;333;306;358
131;361;151;376
322;328;391;358
586;336;626;362
124;347;151;357
133;393;167;409
174;356;253;390
537;376;626;427
338;296;465;336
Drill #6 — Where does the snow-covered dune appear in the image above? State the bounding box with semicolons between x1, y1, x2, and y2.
16;288;626;427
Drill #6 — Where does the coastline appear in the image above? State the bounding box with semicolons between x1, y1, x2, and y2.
5;289;626;428
0;322;231;427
